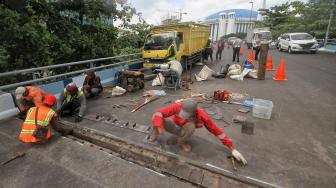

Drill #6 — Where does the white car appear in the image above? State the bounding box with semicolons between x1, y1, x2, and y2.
278;33;318;54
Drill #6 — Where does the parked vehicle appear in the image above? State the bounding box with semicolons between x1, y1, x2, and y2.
278;33;318;54
246;27;272;49
142;22;209;69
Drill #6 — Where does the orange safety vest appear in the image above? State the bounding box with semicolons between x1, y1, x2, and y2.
19;106;56;143
21;86;46;108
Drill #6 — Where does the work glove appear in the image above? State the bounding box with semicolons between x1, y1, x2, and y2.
75;115;82;123
232;149;247;165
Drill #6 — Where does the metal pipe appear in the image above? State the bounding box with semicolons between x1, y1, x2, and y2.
0;53;141;77
0;58;143;90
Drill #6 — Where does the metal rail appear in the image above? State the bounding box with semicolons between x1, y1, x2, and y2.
0;53;141;77
0;57;143;90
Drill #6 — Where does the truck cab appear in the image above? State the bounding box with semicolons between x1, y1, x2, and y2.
252;31;272;48
143;32;183;69
142;22;209;70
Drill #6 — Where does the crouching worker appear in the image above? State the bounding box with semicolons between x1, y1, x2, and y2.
57;83;86;122
83;69;103;98
149;98;247;165
15;86;46;115
19;94;71;143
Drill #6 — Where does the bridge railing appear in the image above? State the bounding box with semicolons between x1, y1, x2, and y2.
0;53;143;91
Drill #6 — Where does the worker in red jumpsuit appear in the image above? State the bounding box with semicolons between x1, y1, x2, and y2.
149;98;247;165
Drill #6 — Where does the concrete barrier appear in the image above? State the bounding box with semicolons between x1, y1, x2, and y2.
0;92;19;120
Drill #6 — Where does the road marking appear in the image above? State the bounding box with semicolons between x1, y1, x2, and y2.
145;168;166;177
245;176;282;188
205;163;232;174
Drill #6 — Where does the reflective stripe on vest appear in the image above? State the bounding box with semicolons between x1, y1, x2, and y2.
64;88;83;103
19;106;55;143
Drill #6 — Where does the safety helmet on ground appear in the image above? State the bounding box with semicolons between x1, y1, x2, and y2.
15;86;27;99
43;94;56;106
66;83;78;95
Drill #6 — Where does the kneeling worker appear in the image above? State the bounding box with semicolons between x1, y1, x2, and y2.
149;98;247;165
19;94;68;143
15;86;46;114
58;83;86;122
83;69;103;98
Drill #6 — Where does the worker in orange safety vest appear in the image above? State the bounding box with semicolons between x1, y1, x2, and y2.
19;94;66;143
15;86;46;114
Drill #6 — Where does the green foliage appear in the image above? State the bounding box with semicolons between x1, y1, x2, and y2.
0;0;149;77
258;0;336;39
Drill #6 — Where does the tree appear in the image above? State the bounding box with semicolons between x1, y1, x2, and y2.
0;0;150;86
257;0;336;39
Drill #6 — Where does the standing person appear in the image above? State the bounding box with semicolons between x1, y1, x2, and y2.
254;34;261;60
57;83;86;122
205;39;213;62
83;69;103;98
148;98;247;165
216;40;224;60
19;94;69;143
232;38;242;62
15;86;46;114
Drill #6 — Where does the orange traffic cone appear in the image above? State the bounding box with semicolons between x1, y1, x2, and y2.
239;48;244;56
273;59;287;81
266;54;274;71
247;50;254;62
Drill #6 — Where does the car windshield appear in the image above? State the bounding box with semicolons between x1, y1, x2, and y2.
144;33;175;50
291;34;313;40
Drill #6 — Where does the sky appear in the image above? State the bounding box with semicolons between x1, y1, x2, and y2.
127;0;308;25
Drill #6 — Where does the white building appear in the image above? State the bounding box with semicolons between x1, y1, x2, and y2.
203;9;258;41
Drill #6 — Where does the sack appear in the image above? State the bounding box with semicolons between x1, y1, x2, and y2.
112;86;126;96
230;74;243;81
32;107;49;140
152;73;164;86
227;69;241;76
195;65;215;81
228;64;241;72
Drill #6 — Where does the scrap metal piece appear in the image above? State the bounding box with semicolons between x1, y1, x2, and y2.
2;152;26;166
242;121;254;135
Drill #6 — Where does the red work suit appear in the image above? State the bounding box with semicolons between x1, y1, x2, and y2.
153;102;233;149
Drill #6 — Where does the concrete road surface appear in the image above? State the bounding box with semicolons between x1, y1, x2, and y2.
1;47;335;188
79;47;336;188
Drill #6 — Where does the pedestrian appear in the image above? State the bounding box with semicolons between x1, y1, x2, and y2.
148;98;247;165
254;34;261;60
205;39;213;62
216;40;224;60
15;86;46;115
232;38;242;62
83;69;103;98
57;83;86;122
19;94;70;143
